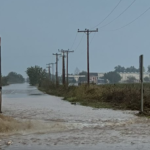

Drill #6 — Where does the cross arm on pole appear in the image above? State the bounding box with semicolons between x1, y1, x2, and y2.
78;28;98;33
77;28;98;86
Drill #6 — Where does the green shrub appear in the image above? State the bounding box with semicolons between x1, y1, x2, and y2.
39;81;150;111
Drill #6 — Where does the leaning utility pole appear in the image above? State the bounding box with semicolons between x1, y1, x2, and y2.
46;64;51;80
78;28;98;85
0;37;2;113
53;53;61;85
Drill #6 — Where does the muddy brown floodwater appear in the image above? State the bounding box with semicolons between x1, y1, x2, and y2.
1;83;150;150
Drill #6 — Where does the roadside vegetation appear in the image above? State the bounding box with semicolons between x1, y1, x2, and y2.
2;72;25;86
0;114;32;133
26;65;150;115
7;72;25;84
2;76;9;86
38;79;150;115
26;66;48;86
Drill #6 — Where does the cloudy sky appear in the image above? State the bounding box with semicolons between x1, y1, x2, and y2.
0;0;150;77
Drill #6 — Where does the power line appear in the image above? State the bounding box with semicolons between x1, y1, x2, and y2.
90;32;96;44
74;33;84;51
70;32;78;49
112;6;150;31
91;0;122;29
99;0;136;29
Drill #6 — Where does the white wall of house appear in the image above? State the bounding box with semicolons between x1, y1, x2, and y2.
68;75;85;82
98;73;104;78
68;73;150;83
90;76;98;83
98;72;150;82
119;72;150;82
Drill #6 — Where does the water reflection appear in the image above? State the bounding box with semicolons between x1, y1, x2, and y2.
2;83;44;98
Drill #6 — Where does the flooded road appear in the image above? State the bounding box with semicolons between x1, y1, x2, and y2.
1;83;150;150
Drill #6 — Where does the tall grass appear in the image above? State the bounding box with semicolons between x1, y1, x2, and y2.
40;80;150;112
0;115;32;133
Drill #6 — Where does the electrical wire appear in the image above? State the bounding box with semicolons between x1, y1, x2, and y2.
70;32;78;49
91;0;122;29
99;0;136;29
90;32;96;44
74;33;84;51
112;6;150;31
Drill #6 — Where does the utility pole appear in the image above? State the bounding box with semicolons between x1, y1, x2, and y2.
58;49;66;85
59;49;74;86
53;53;61;85
50;63;55;82
58;49;74;86
139;55;144;113
46;63;51;80
78;28;98;85
0;37;2;113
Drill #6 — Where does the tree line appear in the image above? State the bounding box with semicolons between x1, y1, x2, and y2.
78;65;150;84
26;64;150;86
114;65;150;73
26;66;48;86
2;72;25;86
115;65;142;72
103;65;150;83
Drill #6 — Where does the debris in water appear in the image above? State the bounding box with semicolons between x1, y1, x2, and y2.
6;140;13;145
71;102;76;105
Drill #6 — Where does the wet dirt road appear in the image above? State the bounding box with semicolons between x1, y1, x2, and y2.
1;83;150;150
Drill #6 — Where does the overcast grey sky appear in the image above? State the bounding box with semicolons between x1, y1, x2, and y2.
0;0;150;77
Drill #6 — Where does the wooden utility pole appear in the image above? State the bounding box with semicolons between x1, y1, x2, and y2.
50;63;55;81
139;55;144;113
53;53;61;85
65;49;74;86
62;50;74;86
46;64;51;80
0;37;2;113
78;28;98;85
58;50;66;85
63;54;65;85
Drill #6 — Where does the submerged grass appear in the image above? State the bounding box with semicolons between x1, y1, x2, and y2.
39;80;150;114
0;114;32;133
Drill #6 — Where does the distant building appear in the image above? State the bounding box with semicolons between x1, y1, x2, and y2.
89;73;98;84
98;72;150;83
97;79;105;84
68;75;85;83
119;72;150;82
68;72;150;84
